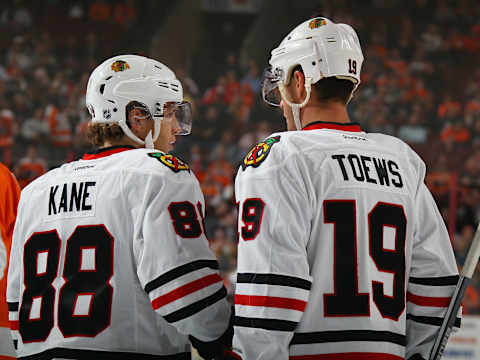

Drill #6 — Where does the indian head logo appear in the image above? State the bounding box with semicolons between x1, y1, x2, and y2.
309;18;327;29
242;136;281;170
111;60;130;72
148;152;190;173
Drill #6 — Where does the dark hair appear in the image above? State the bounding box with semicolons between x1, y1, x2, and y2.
291;65;355;105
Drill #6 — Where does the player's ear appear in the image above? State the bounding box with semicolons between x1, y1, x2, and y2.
127;108;147;137
293;70;306;99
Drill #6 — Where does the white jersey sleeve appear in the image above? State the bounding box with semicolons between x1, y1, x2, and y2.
233;136;312;360
132;170;231;342
405;156;460;359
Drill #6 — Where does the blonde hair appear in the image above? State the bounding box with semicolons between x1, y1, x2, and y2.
86;122;125;147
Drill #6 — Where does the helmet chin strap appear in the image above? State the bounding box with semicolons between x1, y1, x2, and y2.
278;77;312;130
145;118;162;149
119;118;162;149
144;132;154;149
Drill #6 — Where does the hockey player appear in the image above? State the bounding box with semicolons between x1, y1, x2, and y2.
7;55;232;359
233;17;460;360
0;162;20;360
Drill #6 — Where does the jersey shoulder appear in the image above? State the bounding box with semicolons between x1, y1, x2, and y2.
367;132;425;166
117;149;198;191
240;129;344;173
241;133;284;171
89;148;193;178
140;150;191;175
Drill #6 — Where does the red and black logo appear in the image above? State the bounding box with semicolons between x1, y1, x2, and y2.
148;152;190;173
242;136;280;170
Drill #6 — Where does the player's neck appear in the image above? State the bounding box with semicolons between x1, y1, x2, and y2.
101;137;141;149
301;101;350;127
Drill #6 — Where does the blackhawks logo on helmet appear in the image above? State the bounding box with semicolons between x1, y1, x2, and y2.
242;136;281;170
148;152;190;173
111;60;130;72
309;18;327;29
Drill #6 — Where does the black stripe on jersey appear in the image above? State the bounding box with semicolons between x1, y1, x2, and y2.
164;286;227;323
234;316;298;332
145;259;219;294
407;314;461;328
291;330;406;346
237;273;311;290
7;302;19;311
13;339;18;350
409;275;459;286
18;348;190;360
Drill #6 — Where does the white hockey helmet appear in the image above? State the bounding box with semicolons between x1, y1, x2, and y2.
86;54;192;148
262;17;364;129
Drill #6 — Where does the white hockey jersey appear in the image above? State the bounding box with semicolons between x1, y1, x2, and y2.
233;122;460;360
7;146;231;359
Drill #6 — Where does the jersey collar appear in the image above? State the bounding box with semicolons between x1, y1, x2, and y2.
302;121;362;132
82;145;136;160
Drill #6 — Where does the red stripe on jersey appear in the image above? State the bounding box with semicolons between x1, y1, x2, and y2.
152;273;222;310
302;122;362;132
290;353;403;360
225;350;243;360
82;146;135;160
235;294;307;312
9;320;18;330
407;291;451;307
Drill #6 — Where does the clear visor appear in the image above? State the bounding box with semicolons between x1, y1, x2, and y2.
262;67;284;107
163;101;193;136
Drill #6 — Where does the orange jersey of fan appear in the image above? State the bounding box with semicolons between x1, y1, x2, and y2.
0;162;20;359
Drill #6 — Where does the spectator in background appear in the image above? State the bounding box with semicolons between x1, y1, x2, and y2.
89;0;112;22
213;131;240;164
10;0;32;30
427;153;451;191
176;67;199;97
213;200;236;241
229;83;253;125
210;227;236;270
438;95;462;121
21;106;48;142
223;52;240;77
203;76;226;105
463;286;480;315
223;70;240;105
113;0;138;27
367;108;395;135
208;146;234;188
14;144;46;188
0;109;14;166
241;59;261;94
190;144;206;182
46;102;72;148
201;172;222;206
397;104;428;144
441;120;470;144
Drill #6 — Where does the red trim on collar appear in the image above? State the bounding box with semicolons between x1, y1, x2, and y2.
302;122;362;132
82;147;135;160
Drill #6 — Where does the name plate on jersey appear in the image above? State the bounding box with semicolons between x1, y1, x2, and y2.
328;150;407;194
44;178;97;221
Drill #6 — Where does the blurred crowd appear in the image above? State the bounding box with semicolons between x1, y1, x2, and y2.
1;0;480;311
